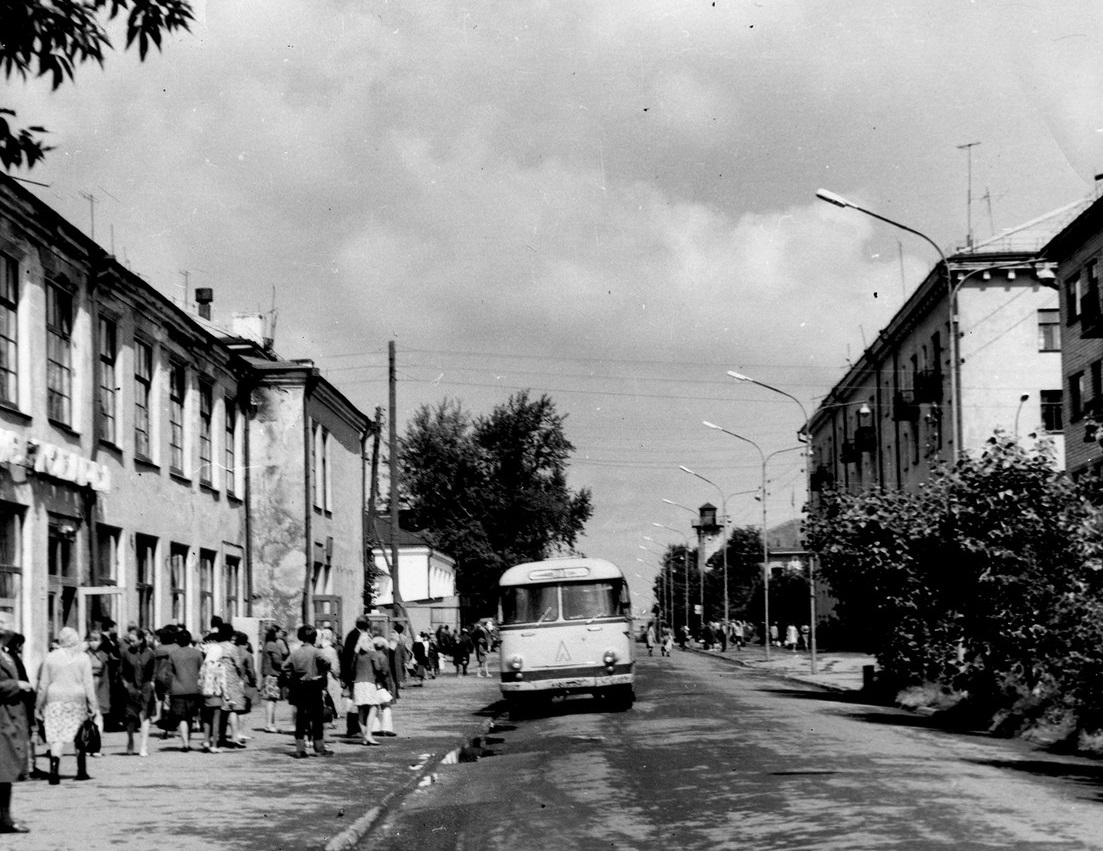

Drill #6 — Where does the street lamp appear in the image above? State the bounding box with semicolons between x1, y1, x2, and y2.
726;370;819;672
1015;393;1030;436
703;421;804;661
642;537;674;624
661;500;696;634
678;465;729;638
651;523;691;632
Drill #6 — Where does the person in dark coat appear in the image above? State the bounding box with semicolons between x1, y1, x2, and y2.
340;617;369;737
282;625;332;758
0;611;32;833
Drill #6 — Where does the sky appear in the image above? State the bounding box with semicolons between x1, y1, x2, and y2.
8;0;1103;612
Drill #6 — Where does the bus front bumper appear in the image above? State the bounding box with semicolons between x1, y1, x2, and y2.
499;664;634;693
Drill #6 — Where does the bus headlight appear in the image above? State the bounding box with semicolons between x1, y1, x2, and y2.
509;654;524;671
603;650;617;670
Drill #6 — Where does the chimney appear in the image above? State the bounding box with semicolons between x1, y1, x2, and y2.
195;287;213;320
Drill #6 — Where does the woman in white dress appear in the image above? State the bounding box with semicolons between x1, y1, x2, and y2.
35;627;99;784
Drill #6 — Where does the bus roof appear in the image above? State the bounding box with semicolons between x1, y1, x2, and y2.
499;557;625;587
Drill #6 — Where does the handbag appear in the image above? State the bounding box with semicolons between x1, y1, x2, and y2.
322;689;337;723
74;717;101;754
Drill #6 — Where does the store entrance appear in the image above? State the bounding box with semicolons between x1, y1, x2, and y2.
78;586;125;638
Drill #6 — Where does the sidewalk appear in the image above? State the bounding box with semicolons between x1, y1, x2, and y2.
685;643;877;693
6;667;504;851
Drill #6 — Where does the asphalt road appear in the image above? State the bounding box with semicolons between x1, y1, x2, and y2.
368;649;1103;851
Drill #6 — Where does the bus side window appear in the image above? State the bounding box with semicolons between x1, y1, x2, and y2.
618;581;631;617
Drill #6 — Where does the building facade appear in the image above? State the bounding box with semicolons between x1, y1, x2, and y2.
0;174;373;671
808;205;1080;501
1041;194;1103;478
370;518;459;636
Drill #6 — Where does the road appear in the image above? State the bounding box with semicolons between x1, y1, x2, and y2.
368;650;1103;851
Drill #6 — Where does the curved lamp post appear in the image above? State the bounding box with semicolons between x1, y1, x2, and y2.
726;370;818;672
678;465;729;635
703;421;803;661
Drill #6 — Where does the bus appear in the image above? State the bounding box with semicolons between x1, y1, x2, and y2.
498;557;635;712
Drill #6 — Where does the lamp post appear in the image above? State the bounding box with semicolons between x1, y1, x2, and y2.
642;537;674;626
678;465;729;637
662;499;696;635
651;523;691;632
703;421;804;661
726;370;819;672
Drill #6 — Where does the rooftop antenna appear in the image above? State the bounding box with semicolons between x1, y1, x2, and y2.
957;141;981;248
178;269;190;308
897;240;906;299
79;190;98;241
981;186;995;238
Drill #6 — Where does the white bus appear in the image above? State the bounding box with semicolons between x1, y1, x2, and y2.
498;557;635;712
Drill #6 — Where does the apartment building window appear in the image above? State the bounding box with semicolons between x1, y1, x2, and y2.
135;534;156;629
224;555;240;620
199;549;214;630
98;317;118;444
198;380;213;485
169;362;185;474
1041;390;1064;433
0;506;21;625
0;254;18;406
47;517;78;637
46;284;73;425
312;422;331;511
94;526;119;586
1071;371;1085;421
1068;271;1083;322
225;397;237;496
1038;309;1061;352
169;544;187;625
1093;361;1103;410
134;340;153;460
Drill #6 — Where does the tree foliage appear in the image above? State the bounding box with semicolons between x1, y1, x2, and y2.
807;433;1103;737
2;0;193;169
399;392;593;616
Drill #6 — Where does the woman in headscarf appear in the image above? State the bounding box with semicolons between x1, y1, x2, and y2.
317;628;342;730
35;627;98;785
119;626;155;757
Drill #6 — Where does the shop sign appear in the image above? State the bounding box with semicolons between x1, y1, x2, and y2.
0;429;111;493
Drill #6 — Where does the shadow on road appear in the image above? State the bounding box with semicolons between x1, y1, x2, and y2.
966;758;1103;802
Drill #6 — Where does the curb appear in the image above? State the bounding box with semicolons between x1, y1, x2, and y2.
685;646;863;695
323;702;506;851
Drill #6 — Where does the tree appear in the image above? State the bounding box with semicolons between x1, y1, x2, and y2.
399;391;593;616
2;0;193;170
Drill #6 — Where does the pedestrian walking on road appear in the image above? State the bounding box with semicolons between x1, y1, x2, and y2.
0;610;33;833
35;627;99;785
165;629;203;751
473;623;491;677
283;625;333;758
785;624;799;653
452;629;472;675
645;623;656;656
353;634;394;745
119;626;156;757
660;625;673;656
340;618;369;737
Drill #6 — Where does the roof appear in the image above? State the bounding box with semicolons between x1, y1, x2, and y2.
1041;192;1103;260
369;517;438;550
961;196;1094;256
499;557;625;586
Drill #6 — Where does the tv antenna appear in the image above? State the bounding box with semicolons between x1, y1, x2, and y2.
957;141;981;248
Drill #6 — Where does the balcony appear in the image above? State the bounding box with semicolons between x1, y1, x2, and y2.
893;391;920;422
914;369;944;404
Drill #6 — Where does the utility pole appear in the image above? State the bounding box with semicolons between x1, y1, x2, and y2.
388;341;405;621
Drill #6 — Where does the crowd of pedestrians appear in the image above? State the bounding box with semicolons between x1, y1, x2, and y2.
646;619;813;655
0;611;497;836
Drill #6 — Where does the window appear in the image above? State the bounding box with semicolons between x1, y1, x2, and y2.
225;397;237;495
169;544;187;625
1038;309;1061;352
224;555;240;620
0;506;21;626
198;380;213;485
134;340;153;460
1041;390;1064;433
1068;271;1083;321
312;422;331;511
94;526;119;586
98;317;118;444
46;284;73;425
1071;372;1085;421
199;550;215;631
500;584;559;625
135;534;156;629
48;517;78;638
1085;261;1101;319
169;362;185;473
562;581;623;620
0;254;18;405
1093;361;1102;408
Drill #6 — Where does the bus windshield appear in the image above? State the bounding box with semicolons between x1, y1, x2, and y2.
501;584;559;625
562;581;623;621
